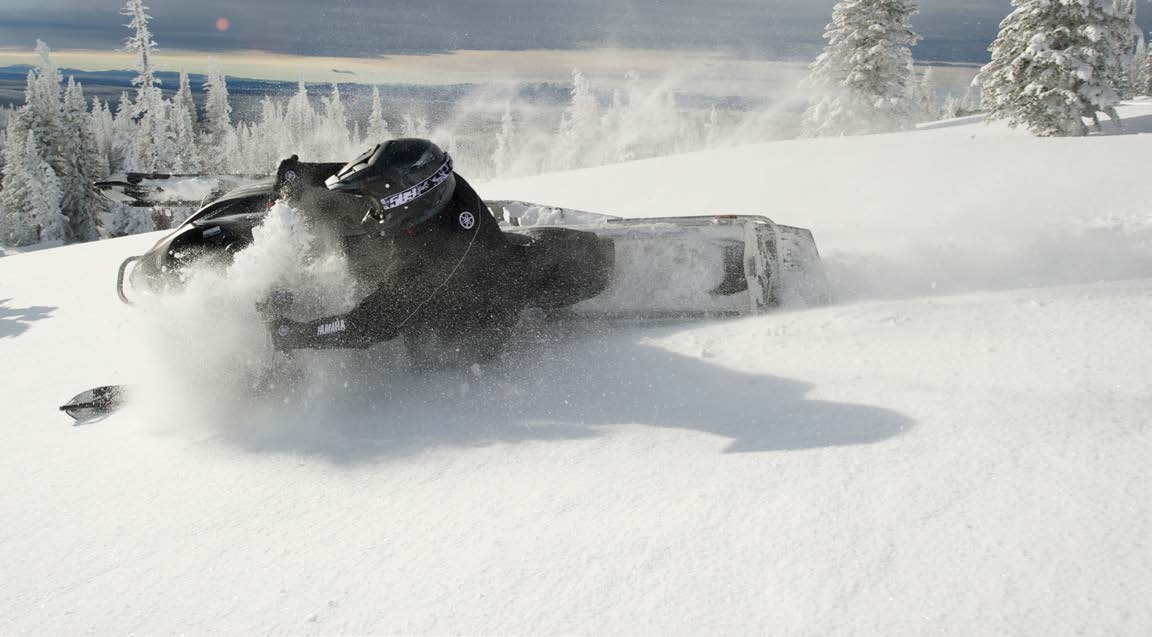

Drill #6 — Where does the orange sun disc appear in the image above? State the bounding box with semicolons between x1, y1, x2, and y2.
215;17;230;32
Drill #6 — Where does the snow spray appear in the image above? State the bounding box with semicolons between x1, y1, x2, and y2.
131;202;360;427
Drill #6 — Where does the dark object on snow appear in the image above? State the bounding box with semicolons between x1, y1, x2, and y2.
60;385;128;423
100;141;828;363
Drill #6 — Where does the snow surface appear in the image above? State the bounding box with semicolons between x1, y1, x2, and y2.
2;103;1151;634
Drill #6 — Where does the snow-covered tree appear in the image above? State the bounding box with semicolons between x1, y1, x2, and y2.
318;84;350;158
58;78;103;241
961;82;984;114
801;0;922;137
120;0;157;98
100;203;154;238
401;112;430;139
8;42;103;242
91;97;115;174
0;117;7;180
284;79;316;150
0;117;34;246
120;0;167;171
22;41;64;162
202;63;231;140
0;126;66;246
170;72;200;171
241;96;283;172
23;130;67;243
367;86;390;142
918;66;939;119
904;61;923;117
1145;37;1152;95
201;62;236;172
940;93;962;119
110;92;136;172
1130;34;1149;96
977;0;1137;136
552;69;598;169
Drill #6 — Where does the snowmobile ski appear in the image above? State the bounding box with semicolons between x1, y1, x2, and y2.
60;385;129;423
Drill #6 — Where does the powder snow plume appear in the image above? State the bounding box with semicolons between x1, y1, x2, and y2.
128;202;360;428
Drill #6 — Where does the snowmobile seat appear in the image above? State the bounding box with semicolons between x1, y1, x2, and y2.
504;226;615;309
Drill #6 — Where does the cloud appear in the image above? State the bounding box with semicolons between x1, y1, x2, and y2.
0;0;1144;63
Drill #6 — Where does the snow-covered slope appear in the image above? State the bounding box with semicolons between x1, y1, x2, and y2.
1;104;1151;634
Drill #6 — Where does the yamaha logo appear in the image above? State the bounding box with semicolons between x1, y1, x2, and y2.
458;211;476;230
284;170;298;182
277;325;291;337
316;318;348;337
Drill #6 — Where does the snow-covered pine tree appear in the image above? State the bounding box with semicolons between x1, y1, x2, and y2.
100;202;154;237
284;79;315;151
801;0;922;137
0;125;67;246
941;93;961;119
1145;36;1152;95
978;0;1137;136
611;71;645;163
201;62;236;172
241;96;283;172
120;0;167;171
1111;0;1140;99
16;42;102;243
0;117;36;246
171;71;200;172
401;112;430;139
22;130;67;243
22;42;64;165
91;97;115;175
918;66;939;119
904;60;923;118
552;69;597;169
367;86;390;142
110;92;136;171
58;78;103;241
0;117;7;180
960;82;984;114
319;83;350;159
1130;34;1149;96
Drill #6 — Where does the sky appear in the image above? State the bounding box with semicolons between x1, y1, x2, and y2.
0;0;1068;65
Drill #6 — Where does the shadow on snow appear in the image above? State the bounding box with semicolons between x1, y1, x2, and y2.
211;321;915;463
0;298;55;339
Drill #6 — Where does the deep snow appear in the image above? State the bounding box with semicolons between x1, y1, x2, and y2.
1;104;1151;634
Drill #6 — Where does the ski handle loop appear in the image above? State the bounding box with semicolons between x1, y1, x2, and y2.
116;256;141;306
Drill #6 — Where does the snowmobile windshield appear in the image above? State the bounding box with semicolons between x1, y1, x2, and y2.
325;144;385;195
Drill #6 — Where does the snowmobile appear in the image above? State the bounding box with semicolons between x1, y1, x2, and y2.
63;152;828;422
97;159;829;315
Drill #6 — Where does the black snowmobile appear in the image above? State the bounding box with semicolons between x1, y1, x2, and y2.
63;140;828;421
100;159;828;317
